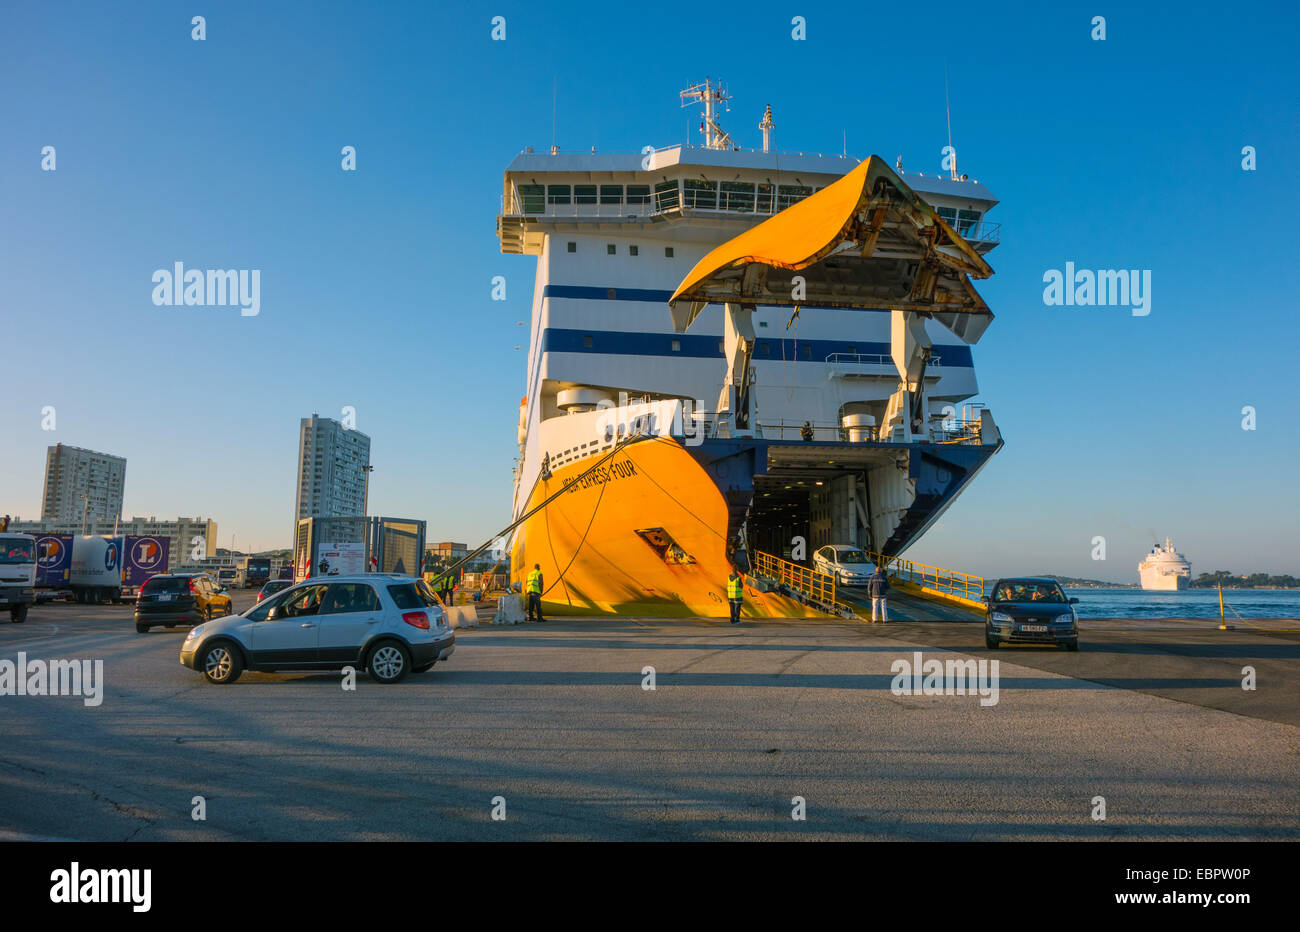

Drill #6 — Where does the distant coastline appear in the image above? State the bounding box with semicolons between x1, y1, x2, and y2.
1036;572;1298;590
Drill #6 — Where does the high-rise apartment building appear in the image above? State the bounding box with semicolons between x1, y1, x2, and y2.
40;443;127;526
294;414;372;523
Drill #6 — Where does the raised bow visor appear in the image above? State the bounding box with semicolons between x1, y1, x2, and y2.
668;155;995;345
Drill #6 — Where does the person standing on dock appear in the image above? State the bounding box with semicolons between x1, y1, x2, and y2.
868;563;890;622
800;421;814;441
525;563;545;623
727;567;744;625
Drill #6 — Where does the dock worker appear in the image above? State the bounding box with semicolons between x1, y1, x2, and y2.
525;563;545;623
868;563;890;623
727;567;744;625
439;570;456;606
800;421;814;441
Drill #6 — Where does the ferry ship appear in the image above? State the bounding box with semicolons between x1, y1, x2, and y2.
498;81;1004;617
1139;537;1192;591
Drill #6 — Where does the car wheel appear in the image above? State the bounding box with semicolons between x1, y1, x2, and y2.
1066;639;1079;652
201;641;243;684
985;633;999;649
368;641;410;684
11;605;28;624
136;622;149;633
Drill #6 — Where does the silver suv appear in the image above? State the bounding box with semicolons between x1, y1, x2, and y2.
179;574;455;684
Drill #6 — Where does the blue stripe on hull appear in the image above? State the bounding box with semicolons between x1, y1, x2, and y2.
540;327;974;367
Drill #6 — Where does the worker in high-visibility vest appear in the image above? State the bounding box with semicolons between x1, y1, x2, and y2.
525;563;545;623
726;567;744;625
440;571;456;606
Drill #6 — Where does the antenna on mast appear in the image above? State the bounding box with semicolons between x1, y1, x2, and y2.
550;76;558;154
944;61;958;181
680;78;732;150
759;104;774;153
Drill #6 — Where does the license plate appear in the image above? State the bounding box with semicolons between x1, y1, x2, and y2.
1020;624;1047;633
158;593;174;602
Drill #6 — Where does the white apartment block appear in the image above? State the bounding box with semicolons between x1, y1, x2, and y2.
295;414;371;523
41;443;126;525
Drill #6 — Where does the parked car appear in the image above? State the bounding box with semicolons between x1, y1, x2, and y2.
135;573;235;633
983;577;1079;651
179;574;454;684
812;545;875;586
257;579;293;602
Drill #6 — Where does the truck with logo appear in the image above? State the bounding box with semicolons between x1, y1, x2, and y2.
0;532;37;622
35;534;171;603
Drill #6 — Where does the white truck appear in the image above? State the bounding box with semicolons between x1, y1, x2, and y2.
0;532;37;623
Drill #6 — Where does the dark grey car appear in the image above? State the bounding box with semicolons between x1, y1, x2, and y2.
983;577;1079;651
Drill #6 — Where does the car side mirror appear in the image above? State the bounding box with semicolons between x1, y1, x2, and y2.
1069;597;1079;604
267;606;281;621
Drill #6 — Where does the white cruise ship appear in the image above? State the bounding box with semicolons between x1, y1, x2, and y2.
1139;538;1192;590
497;81;1004;617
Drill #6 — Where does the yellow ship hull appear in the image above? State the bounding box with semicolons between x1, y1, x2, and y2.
511;436;826;618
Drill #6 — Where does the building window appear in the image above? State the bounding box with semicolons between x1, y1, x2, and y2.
671;339;681;352
574;185;597;205
801;344;812;360
665;247;674;258
629;245;638;256
600;185;623;205
547;184;571;205
758;342;771;355
607;244;616;255
583;335;594;349
567;242;576;253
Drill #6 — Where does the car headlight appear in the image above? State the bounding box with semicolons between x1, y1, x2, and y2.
990;612;1013;623
1055;612;1075;625
185;625;203;641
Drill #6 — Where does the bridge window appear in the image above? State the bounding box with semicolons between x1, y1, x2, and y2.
720;181;755;212
777;185;812;209
519;184;545;214
607;244;616;255
801;344;812;359
574;185;597;205
671;339;681;352
629;245;639;256
600;185;623;205
626;185;651;205
956;209;982;236
566;242;576;252
684;179;717;209
547;184;571;205
936;206;958;225
583;335;594;349
654;180;680;211
756;183;774;213
665;247;674;257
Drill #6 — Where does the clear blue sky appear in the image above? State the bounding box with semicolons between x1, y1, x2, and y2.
2;1;1297;580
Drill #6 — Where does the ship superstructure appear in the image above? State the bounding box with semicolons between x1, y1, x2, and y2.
497;84;1004;616
1139;538;1192;591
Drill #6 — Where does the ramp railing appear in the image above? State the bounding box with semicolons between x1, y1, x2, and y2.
752;551;842;610
870;551;985;608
